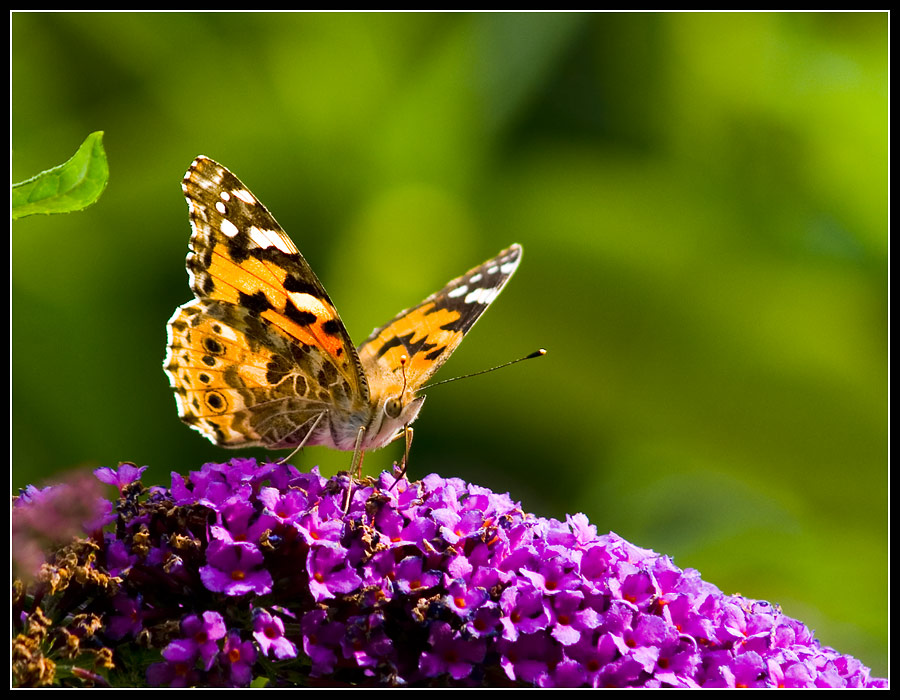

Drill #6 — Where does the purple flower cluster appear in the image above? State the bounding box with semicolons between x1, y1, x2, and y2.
12;471;108;581
13;458;886;688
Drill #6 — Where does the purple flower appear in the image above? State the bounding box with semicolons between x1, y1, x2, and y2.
393;555;441;595
500;584;551;640
306;544;363;602
294;504;344;546
103;538;136;578
444;578;490;618
339;613;396;672
180;611;227;671
94;463;147;491
546;589;596;646
252;609;297;660
464;601;502;639
258;486;310;523
498;631;561;685
12;458;886;688
300;608;347;675
220;632;257;687
520;557;581;596
147;611;227;685
106;593;144;640
210;499;277;546
419;621;487;681
146;657;199;688
199;541;273;596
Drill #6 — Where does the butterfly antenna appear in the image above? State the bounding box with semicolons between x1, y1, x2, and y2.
399;354;410;395
421;349;547;391
387;349;544;493
385;355;413;491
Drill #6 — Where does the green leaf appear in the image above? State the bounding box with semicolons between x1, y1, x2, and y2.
12;131;109;219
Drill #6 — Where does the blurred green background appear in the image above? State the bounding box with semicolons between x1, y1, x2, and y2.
12;12;887;676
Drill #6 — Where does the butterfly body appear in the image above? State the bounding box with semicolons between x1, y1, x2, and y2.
165;156;521;460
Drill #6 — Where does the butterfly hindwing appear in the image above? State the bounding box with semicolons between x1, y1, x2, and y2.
165;298;358;449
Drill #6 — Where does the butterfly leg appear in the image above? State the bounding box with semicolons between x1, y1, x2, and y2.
387;426;414;491
399;426;413;479
277;411;326;465
343;426;367;513
351;425;367;479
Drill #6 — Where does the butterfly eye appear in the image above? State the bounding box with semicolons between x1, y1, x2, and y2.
384;397;403;419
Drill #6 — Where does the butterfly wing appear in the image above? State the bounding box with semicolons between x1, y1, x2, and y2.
164;156;369;449
357;244;522;393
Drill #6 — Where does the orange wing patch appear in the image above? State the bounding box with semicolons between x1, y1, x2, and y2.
203;242;347;360
359;302;466;385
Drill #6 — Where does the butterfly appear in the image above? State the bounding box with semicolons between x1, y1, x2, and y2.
164;156;523;473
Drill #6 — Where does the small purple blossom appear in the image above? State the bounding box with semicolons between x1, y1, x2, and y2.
252;609;297;660
200;541;273;596
146;611;226;686
500;585;551;640
393;556;441;595
210;499;278;546
300;608;346;675
419;621;488;681
219;632;257;686
307;543;364;601
94;463;147;491
294;504;345;546
146;656;199;688
179;611;227;671
106;593;144;640
444;578;490;618
12;459;887;688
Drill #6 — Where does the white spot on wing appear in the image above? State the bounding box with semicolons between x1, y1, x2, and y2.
249;226;294;254
465;287;500;305
220;219;239;237
215;201;226;215
233;189;256;205
500;260;518;275
448;285;469;298
214;324;240;342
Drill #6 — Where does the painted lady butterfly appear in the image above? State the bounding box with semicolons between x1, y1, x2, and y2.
164;156;522;470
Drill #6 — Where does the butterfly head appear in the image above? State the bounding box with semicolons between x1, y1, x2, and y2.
361;353;422;446
366;389;425;449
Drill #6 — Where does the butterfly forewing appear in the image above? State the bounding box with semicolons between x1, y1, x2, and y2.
180;156;368;403
357;244;522;390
